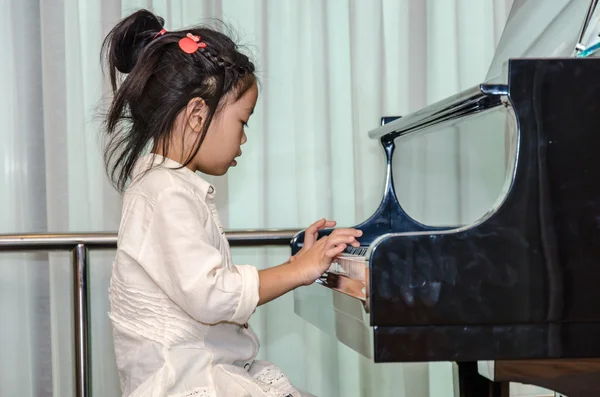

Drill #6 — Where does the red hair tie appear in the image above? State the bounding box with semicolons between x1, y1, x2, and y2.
179;33;207;54
153;29;167;39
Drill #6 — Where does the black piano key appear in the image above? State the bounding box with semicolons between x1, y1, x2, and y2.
343;246;368;256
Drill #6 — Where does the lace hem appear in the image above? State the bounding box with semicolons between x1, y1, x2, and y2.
254;365;296;397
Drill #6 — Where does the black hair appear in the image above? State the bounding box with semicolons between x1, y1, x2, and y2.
101;9;256;191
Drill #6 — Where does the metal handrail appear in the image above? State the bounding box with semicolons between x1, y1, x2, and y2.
0;229;300;251
0;230;299;397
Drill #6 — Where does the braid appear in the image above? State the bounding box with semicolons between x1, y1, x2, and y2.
199;47;253;75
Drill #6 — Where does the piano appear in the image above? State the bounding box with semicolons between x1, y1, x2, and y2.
291;1;600;396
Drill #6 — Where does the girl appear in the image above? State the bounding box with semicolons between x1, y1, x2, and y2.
102;10;362;397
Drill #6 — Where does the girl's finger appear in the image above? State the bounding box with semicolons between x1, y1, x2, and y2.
321;220;336;229
305;219;328;246
307;220;337;240
306;218;326;234
330;228;362;238
325;244;347;259
326;235;358;249
313;236;328;247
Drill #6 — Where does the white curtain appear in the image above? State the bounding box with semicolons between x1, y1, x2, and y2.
0;0;540;396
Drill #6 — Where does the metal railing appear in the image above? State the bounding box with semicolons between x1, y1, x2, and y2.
0;229;299;397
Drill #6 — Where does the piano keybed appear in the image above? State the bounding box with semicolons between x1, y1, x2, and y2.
328;246;368;282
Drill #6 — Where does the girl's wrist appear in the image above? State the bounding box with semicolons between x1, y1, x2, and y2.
282;258;312;287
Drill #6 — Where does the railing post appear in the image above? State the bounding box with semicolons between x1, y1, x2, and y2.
72;244;90;397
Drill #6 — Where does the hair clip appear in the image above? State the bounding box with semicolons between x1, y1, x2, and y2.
153;29;167;39
179;33;207;54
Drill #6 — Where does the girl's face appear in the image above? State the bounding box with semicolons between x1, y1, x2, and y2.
191;83;258;176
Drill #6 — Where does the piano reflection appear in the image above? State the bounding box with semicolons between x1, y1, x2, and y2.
291;1;600;396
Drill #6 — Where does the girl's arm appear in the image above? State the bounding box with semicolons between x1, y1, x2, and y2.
257;261;302;305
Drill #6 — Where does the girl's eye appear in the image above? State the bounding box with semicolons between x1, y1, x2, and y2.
243;122;249;128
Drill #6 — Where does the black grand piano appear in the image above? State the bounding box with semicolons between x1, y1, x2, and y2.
291;1;600;396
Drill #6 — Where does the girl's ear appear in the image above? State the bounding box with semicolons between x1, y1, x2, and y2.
185;97;207;133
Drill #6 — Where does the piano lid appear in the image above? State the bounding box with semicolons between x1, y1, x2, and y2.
486;0;599;83
369;0;600;142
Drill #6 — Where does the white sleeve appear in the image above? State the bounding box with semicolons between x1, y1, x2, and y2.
131;186;259;325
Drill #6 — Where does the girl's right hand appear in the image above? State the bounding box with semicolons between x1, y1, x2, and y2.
290;218;337;263
293;228;362;286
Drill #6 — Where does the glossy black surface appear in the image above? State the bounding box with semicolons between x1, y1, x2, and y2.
370;58;600;362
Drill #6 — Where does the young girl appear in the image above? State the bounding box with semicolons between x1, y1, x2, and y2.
102;10;362;397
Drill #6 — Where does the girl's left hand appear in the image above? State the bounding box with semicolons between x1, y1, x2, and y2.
290;218;336;263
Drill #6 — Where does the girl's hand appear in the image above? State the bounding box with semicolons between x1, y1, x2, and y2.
290;218;336;262
293;228;362;286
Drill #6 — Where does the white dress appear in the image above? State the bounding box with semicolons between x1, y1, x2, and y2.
109;154;313;397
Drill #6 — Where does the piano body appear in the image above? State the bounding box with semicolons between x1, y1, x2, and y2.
291;1;600;396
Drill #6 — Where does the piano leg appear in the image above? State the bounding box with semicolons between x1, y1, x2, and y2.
457;362;509;397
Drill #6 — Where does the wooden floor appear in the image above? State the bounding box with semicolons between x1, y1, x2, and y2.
493;359;600;397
